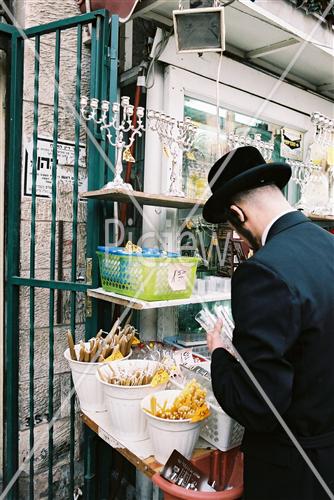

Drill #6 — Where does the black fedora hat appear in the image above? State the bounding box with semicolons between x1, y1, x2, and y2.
203;146;291;223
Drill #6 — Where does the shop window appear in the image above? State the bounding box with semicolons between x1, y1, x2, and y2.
182;96;285;199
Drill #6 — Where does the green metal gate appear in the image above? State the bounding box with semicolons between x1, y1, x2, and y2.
2;10;119;499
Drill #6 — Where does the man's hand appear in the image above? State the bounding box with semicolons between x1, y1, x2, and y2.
207;319;225;353
207;319;237;358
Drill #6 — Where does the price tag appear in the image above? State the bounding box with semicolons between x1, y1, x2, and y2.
174;348;194;368
98;428;122;449
168;265;187;291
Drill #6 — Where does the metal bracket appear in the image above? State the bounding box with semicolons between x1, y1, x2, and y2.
108;47;118;60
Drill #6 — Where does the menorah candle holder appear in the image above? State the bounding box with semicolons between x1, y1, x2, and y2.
226;133;275;161
80;95;145;190
147;110;197;197
290;160;314;210
311;112;334;146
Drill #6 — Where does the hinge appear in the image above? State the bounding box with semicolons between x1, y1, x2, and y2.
108;47;118;60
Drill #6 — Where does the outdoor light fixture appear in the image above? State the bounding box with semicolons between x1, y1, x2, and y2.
173;1;226;53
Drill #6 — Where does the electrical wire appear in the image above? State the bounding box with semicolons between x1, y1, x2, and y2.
146;28;173;90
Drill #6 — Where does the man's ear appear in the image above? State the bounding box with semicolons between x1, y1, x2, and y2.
229;204;245;223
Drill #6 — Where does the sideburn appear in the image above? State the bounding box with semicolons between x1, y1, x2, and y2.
225;208;261;252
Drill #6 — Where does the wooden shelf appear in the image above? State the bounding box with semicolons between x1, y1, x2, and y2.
87;288;231;309
305;213;334;222
80;187;206;209
81;411;213;478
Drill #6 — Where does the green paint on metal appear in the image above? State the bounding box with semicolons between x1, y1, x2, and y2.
4;31;24;500
28;33;40;500
48;29;61;499
3;11;120;499
106;15;119;179
10;276;90;291
23;9;108;37
69;23;83;495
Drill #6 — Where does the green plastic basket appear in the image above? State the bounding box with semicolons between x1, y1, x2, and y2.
97;252;200;301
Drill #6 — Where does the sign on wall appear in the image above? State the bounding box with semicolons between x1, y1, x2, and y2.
280;128;303;161
23;136;87;198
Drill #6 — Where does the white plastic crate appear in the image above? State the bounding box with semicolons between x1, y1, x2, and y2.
171;364;244;451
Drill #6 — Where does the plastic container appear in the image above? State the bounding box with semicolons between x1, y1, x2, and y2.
64;343;131;413
97;248;199;301
97;360;165;441
141;390;206;464
171;375;244;451
152;448;243;499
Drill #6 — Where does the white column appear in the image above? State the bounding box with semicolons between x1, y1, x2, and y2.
140;62;165;340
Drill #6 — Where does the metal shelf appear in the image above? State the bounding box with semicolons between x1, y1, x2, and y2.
87;288;231;310
80;187;206;209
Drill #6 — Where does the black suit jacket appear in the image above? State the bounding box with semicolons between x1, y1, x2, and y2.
211;211;334;499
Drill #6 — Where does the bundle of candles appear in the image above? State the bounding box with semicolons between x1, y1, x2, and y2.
66;318;137;363
98;362;170;387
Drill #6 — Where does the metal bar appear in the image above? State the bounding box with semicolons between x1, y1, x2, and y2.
84;17;109;498
85;21;100;342
10;276;90;291
93;15;105;189
28;33;40;500
56;220;64;324
5;32;24;500
0;23;18;35
84;427;97;500
23;10;108;37
48;29;61;499
106;15;119;181
69;23;83;497
246;38;300;59
100;12;111;185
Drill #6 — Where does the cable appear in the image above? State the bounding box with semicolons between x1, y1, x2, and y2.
146;28;173;90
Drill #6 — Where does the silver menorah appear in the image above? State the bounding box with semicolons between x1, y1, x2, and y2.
147;110;197;197
290;160;314;210
226;133;275;161
311;111;334;147
80;95;145;190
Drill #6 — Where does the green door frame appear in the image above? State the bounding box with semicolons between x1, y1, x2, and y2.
2;10;119;499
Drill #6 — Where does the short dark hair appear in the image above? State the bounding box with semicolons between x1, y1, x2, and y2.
230;183;279;205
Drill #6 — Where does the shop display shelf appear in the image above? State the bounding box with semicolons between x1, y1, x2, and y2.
87;288;231;309
304;213;334;222
81;411;214;479
81;187;206;209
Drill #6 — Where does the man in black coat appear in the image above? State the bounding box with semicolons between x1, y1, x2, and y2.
202;146;334;500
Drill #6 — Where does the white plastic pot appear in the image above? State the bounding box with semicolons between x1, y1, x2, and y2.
64;343;131;413
141;389;204;464
97;360;165;442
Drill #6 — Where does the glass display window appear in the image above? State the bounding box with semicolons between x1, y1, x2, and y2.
182;96;286;199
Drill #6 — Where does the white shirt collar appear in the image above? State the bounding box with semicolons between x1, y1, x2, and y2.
261;209;297;246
